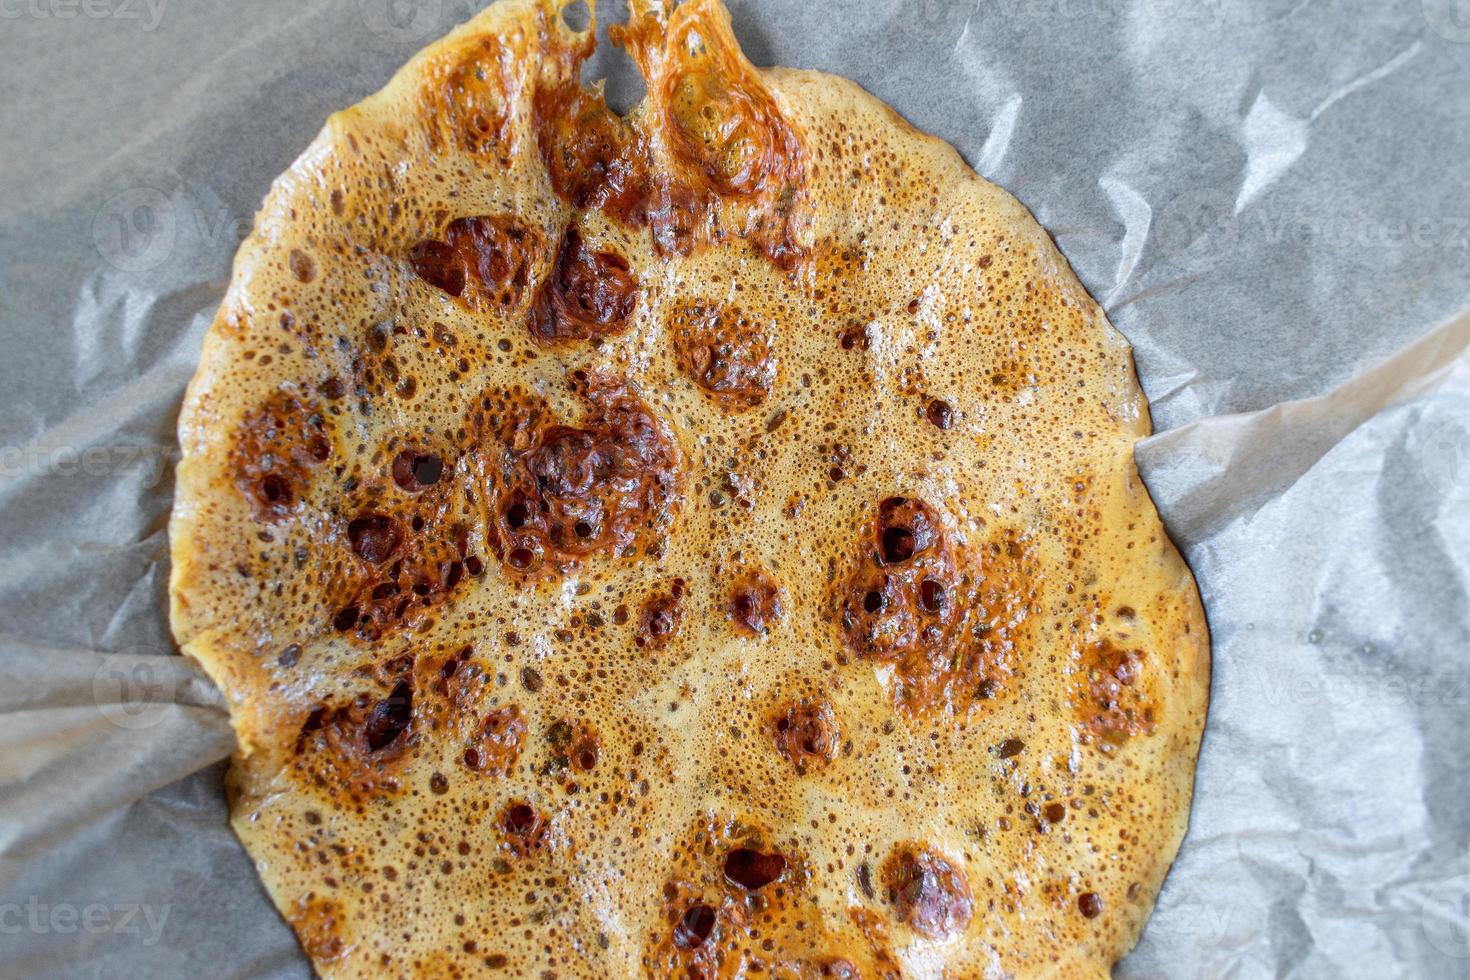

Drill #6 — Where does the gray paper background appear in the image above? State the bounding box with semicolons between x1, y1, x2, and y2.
2;0;1469;976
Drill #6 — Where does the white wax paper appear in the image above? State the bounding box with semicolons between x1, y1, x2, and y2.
2;0;1468;976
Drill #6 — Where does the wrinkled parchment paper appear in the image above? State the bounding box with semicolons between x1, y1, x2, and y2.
3;0;1469;976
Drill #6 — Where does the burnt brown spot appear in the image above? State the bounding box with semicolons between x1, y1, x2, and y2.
1079;892;1103;918
409;239;463;296
290;896;348;964
363;680;413;752
332;606;360;632
876;497;938;564
926;398;953;430
528;229;638;345
673;903;716;950
648;5;812;269
663;50;803;202
464;705;525;777
409;215;541;310
729;569;783;636
841;497;954;662
503;802;537;835
574;741;600;772
770;700;840;772
546;717;600;776
347;514;403;563
533;47;654;223
288;248;316;284
233;392;332;522
995;738;1025;759
843;505;1037;718
391;450;444;492
669;301;775;411
498;800;547;856
326;451;479;643
882;844;973;940
293;673;421;795
637;585;684;650
425;36;514;155
723;848;787;890
1076;640;1156;745
488;377;680;578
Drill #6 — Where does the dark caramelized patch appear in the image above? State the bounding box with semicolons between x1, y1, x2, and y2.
729;568;784;636
616;1;811;267
289;896;348;965
531;32;715;259
232;391;331;522
659;27;803;202
673;903;716;950
528;229;639;345
648;816;848;976
534;53;654;222
409;215;541;309
876;496;939;564
498;800;547;856
546;717;602;774
669;300;776;411
723;848;787;890
649;3;810;268
841;499;1037;718
637;581;685;649
881;844;973;940
324;447;481;642
347;514;403;563
463;705;526;777
1075;639;1157;746
770;702;840;775
391;450;444;492
841;497;955;661
363;680;413;752
488;375;680;578
293;674;419;796
770;699;840;772
424;35;514;158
